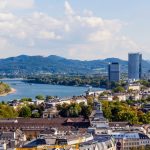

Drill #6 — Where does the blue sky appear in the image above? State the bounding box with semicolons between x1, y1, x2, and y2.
0;0;149;60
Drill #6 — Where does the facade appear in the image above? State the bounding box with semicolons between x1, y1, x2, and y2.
43;107;59;118
112;132;150;150
86;90;104;97
108;62;120;82
79;135;116;150
0;129;26;149
143;103;150;112
0;141;6;150
0;118;90;139
128;53;142;81
23;130;116;150
113;93;127;101
128;83;141;91
45;96;87;107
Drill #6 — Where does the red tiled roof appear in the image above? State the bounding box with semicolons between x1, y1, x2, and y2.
0;118;90;131
65;118;74;123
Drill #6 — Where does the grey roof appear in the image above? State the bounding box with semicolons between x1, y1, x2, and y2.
0;132;14;139
79;135;112;146
23;139;46;148
139;133;149;139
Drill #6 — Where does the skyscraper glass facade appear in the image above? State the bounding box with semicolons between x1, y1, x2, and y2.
128;53;142;81
108;62;120;82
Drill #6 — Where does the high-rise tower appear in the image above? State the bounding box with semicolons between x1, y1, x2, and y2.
108;62;120;82
128;53;142;81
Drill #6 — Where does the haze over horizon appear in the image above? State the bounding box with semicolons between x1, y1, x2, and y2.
0;0;149;60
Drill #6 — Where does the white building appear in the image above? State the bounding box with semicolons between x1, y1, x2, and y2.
111;132;150;150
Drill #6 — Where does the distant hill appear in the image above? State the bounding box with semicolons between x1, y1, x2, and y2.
0;55;149;76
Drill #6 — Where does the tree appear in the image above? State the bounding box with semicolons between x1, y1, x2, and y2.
19;106;31;117
80;105;92;118
0;104;18;118
57;102;91;118
140;80;150;87
20;98;32;102
37;104;45;116
0;82;11;94
87;96;94;105
68;103;81;117
126;99;134;105
58;103;70;117
113;86;125;93
32;112;40;118
45;95;54;101
113;96;119;101
146;96;150;102
56;104;62;111
145;112;150;124
101;101;112;120
35;95;45;100
28;104;36;111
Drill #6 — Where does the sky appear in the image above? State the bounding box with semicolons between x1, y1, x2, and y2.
0;0;149;60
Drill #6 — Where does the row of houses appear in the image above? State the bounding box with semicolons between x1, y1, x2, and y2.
98;84;150;101
8;96;88;119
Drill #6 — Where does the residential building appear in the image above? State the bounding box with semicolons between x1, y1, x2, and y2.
34;99;45;105
0;129;26;149
99;95;113;101
128;53;142;81
127;83;141;91
143;103;150;112
22;129;116;150
45;96;87;108
0;141;6;150
79;135;116;150
112;132;150;150
42;107;59;118
86;90;104;97
113;93;127;101
0;118;90;139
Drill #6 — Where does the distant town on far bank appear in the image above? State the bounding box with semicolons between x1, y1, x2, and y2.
0;52;149;78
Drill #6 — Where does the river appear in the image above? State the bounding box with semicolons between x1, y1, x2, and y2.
0;79;102;101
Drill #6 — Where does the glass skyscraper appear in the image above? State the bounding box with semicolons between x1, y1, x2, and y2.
108;62;120;82
128;53;142;81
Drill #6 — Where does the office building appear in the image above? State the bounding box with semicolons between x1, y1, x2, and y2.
128;53;142;81
108;62;120;82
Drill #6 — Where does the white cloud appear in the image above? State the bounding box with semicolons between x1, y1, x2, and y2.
83;9;93;17
88;30;112;41
78;16;105;28
64;1;74;15
64;24;70;32
0;0;142;59
0;12;16;20
0;0;35;9
0;11;63;40
38;31;62;40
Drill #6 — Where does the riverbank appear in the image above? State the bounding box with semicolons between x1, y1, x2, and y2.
26;75;107;88
0;88;16;97
0;79;101;101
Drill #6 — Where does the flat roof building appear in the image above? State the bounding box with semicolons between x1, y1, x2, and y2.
108;62;120;82
128;53;142;81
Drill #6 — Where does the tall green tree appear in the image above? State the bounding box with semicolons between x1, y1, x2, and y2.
19;106;31;118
